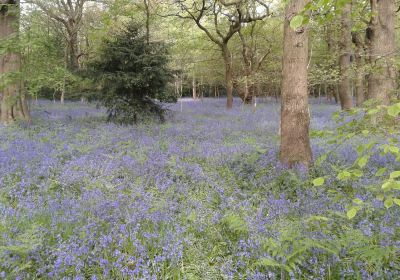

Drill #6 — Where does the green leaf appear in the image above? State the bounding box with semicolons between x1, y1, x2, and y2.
316;154;327;164
367;108;379;115
352;169;363;178
384;198;394;209
376;194;385;201
387;103;400;117
290;15;304;30
347;207;357;219
337;170;351;180
313;177;325;186
256;148;268;154
256;258;291;272
356;144;365;155
375;168;387;176
382;181;400;191
316;0;330;8
394;198;400;206
382;181;393;191
357;155;369;168
307;215;329;223
353;198;363;205
390;171;400;179
389;146;400;154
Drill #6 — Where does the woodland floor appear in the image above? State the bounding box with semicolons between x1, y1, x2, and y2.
0;98;398;279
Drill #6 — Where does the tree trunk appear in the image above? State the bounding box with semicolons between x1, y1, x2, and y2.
367;0;397;105
180;76;183;97
192;76;197;99
61;83;65;104
0;0;30;124
67;21;79;71
338;2;353;110
280;0;313;168
222;44;233;109
238;30;254;104
352;32;365;106
69;36;79;71
144;0;150;45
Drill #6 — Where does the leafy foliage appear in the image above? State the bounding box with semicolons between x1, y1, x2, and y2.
88;22;173;124
312;99;400;219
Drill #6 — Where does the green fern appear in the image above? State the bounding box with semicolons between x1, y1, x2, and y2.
221;212;248;236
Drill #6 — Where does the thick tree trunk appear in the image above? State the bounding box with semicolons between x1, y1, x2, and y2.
280;0;312;168
222;44;233;109
338;2;353;110
352;32;365;106
242;72;254;104
66;20;79;71
0;0;30;124
367;0;396;105
68;32;79;71
238;31;254;104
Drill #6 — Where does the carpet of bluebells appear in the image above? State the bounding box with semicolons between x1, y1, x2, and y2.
0;98;399;279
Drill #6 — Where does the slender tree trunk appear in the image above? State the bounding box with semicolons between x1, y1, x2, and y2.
280;0;312;168
222;44;233;109
338;2;353;110
192;76;197;99
200;76;204;100
367;0;396;105
61;45;68;104
334;85;339;103
318;84;321;103
325;22;339;104
352;32;365;106
144;0;150;45
180;76;183;97
0;0;30;124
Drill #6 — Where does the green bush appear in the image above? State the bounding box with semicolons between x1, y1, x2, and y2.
88;22;173;124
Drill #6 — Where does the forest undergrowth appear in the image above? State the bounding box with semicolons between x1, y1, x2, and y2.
0;99;399;280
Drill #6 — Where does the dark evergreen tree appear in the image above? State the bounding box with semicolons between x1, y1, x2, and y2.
89;22;172;124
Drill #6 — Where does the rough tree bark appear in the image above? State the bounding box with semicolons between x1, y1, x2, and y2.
67;22;79;71
222;44;234;108
280;0;312;168
0;0;30;124
338;2;353;110
237;25;255;104
366;0;397;105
